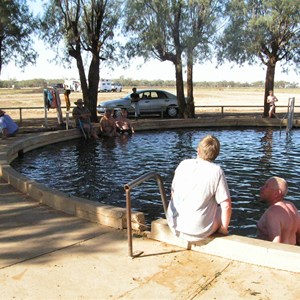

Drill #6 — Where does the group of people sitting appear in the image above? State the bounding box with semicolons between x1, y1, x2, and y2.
72;98;134;139
99;107;134;137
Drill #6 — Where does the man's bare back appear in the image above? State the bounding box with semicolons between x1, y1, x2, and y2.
257;200;299;245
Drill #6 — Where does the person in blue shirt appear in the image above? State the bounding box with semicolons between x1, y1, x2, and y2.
0;109;19;139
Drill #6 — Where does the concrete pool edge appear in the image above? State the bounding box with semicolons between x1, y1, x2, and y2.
149;218;300;273
1;118;299;273
0;129;145;231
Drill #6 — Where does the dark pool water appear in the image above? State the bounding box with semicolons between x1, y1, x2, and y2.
12;128;300;237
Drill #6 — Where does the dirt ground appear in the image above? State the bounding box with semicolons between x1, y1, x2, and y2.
0;87;299;126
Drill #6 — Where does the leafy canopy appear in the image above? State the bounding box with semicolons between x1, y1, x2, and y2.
217;0;300;71
0;0;37;75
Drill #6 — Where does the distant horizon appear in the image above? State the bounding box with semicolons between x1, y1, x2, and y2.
3;55;299;85
0;77;298;85
2;32;299;84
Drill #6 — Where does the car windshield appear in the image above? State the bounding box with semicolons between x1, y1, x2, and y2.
139;91;168;99
124;91;169;100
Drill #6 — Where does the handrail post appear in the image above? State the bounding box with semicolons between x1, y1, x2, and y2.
156;174;168;216
124;171;168;258
125;189;133;258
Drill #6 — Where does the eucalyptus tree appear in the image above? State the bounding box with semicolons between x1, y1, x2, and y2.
124;0;224;118
40;0;122;121
124;0;187;117
0;0;37;77
218;0;300;116
183;0;225;117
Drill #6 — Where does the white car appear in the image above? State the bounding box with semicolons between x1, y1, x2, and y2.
97;89;179;118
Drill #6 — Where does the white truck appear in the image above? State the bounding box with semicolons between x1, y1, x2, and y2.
98;79;112;92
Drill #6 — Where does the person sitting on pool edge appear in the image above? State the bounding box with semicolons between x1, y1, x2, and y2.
115;108;134;135
257;176;300;245
72;99;99;139
99;108;118;137
167;135;232;242
0;109;19;139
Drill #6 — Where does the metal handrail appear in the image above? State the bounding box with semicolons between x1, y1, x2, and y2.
124;171;168;258
287;97;295;133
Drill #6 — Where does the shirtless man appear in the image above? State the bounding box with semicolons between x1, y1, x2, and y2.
267;90;278;118
99;108;118;137
257;176;300;245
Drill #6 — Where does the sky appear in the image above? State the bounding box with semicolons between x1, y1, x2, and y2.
2;1;299;84
3;38;299;84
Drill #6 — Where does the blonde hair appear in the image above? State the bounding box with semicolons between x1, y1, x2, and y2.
198;135;220;161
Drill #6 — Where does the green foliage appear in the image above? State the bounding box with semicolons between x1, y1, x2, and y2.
218;0;300;70
39;0;122;67
39;0;123;121
0;0;38;76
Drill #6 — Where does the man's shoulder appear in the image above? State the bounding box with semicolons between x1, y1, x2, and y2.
177;158;197;168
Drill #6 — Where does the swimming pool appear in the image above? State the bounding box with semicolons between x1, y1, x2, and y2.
11;127;300;237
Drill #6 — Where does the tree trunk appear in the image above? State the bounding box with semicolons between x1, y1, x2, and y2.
186;53;195;118
175;57;186;118
87;54;100;122
263;63;276;117
0;38;2;76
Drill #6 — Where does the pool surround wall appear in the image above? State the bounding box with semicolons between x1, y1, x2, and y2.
1;117;299;273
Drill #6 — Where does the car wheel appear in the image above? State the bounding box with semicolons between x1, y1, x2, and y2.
166;106;178;118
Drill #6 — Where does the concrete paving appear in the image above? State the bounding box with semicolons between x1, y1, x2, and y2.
1;177;300;300
1;174;300;299
1;120;300;299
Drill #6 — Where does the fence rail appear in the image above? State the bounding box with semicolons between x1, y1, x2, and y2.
2;105;300;125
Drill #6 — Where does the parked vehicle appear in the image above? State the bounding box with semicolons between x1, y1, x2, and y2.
97;89;179;118
52;83;64;93
63;80;81;92
111;82;122;92
98;79;112;92
52;83;64;89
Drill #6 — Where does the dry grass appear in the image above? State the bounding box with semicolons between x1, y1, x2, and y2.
0;86;299;121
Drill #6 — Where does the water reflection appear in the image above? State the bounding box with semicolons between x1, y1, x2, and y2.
11;128;300;238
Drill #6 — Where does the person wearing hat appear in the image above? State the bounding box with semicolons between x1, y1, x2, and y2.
0;109;19;139
99;108;118;137
72;99;98;139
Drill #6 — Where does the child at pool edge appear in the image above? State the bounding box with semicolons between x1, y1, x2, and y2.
166;135;232;242
267;90;278;118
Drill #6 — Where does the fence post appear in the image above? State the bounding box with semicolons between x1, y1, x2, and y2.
19;108;22;125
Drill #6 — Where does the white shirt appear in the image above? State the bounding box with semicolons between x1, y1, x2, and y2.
167;157;230;240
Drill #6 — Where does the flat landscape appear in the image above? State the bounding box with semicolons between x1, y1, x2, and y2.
0;86;299;124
